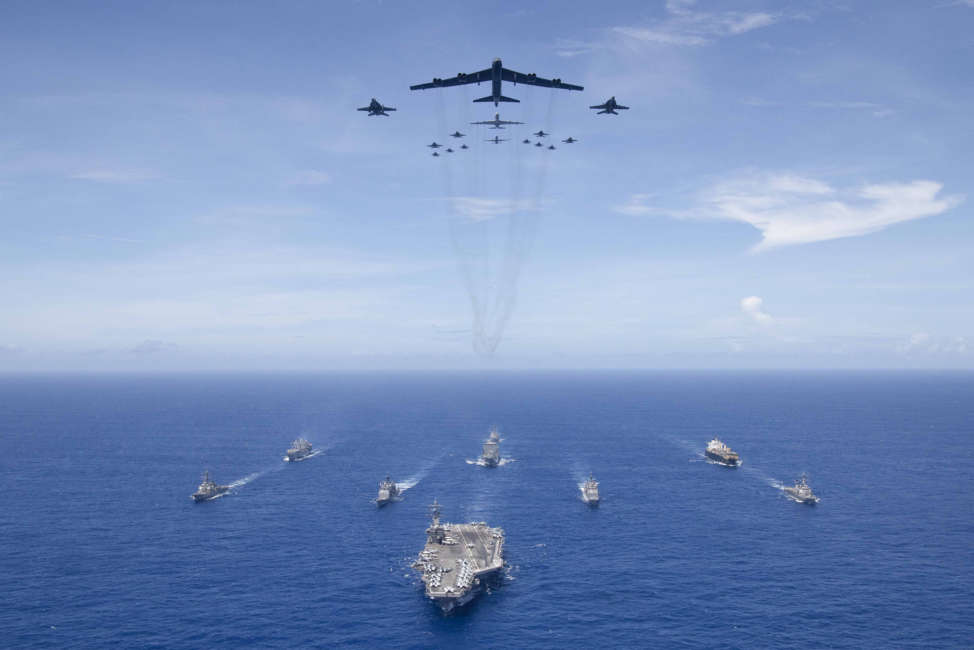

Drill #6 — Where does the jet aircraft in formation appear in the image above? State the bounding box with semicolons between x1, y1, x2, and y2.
471;113;524;129
533;130;549;138
427;142;443;149
450;131;466;138
590;96;629;115
357;98;396;116
410;58;583;106
562;137;577;144
486;136;508;144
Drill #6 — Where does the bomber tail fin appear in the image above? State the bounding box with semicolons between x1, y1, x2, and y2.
473;95;520;104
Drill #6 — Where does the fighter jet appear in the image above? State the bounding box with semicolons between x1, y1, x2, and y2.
533;130;549;138
446;148;454;153
534;141;543;147
450;131;466;138
460;144;469;149
562;137;578;144
410;58;583;106
548;145;556;150
427;142;443;149
590;96;629;115
357;98;396;116
432;152;440;157
470;112;524;129
486;136;508;144
522;139;531;144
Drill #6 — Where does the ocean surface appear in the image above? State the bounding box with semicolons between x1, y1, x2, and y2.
1;371;972;649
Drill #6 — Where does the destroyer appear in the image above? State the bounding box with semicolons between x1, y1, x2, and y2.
191;471;230;502
376;476;401;506
284;438;313;462
581;473;600;505
783;474;819;504
412;500;505;614
479;428;501;467
705;437;741;467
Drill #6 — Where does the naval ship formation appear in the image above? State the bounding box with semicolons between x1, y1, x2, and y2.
284;438;313;462
705;437;741;467
479;428;501;467
191;471;230;502
412;500;505;613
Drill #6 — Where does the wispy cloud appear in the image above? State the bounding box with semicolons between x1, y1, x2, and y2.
285;170;333;186
898;332;968;355
612;1;781;49
619;172;963;251
450;197;538;222
70;169;158;183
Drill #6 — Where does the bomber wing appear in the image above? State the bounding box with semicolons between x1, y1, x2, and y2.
501;68;583;91
410;68;492;91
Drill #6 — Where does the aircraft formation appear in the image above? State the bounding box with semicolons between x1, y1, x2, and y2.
356;58;626;156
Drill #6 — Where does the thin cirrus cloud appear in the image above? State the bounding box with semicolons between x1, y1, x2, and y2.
616;173;963;251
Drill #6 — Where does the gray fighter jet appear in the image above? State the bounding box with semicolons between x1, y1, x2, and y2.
486;136;508;144
534;141;543;147
590;96;629;115
533;130;549;138
522;139;531;144
357;98;396;116
548;144;556;150
450;131;466;138
432;151;440;157
471;112;524;129
562;137;578;143
460;144;469;149
410;58;583;106
427;142;443;149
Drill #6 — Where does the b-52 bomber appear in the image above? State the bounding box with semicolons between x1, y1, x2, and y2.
357;98;396;116
486;136;508;144
471;113;524;129
410;58;583;106
590;96;629;115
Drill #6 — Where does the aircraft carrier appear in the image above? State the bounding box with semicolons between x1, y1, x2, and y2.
705;437;741;467
412;500;505;613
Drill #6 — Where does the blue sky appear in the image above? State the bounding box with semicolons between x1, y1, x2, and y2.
1;0;972;370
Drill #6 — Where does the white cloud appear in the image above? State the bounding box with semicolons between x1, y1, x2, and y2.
701;173;961;251
450;197;537;222
740;296;774;325
898;333;968;355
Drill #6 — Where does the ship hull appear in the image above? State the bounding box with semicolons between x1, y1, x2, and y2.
783;489;818;504
191;488;229;502
705;450;740;467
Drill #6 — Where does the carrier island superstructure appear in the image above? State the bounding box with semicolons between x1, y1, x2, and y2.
412;500;505;613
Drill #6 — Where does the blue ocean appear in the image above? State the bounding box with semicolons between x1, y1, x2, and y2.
1;372;972;648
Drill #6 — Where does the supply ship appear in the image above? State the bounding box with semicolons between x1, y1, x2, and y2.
376;476;401;506
412;500;505;613
191;471;230;502
705;437;741;467
284;438;313;462
783;474;819;504
479;428;501;467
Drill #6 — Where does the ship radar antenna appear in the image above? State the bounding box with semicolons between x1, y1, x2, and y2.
430;499;441;526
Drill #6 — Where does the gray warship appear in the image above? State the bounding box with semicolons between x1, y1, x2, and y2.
705;437;741;467
376;476;401;506
284;438;313;462
783;474;819;504
191;471;230;502
581;473;600;505
479;428;501;467
412;500;505;614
